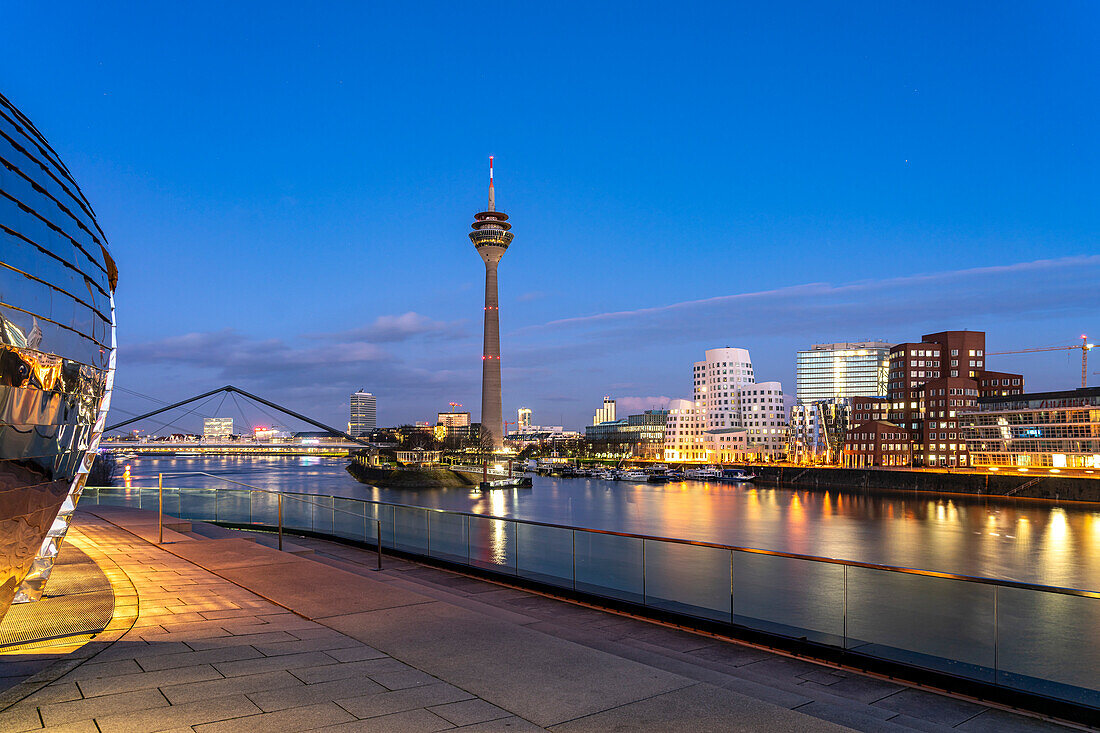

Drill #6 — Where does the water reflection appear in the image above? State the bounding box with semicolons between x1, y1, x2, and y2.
121;456;1100;589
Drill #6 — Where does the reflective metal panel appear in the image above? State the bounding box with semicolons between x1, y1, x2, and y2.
0;91;116;617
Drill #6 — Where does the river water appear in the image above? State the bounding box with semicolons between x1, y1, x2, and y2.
116;455;1100;591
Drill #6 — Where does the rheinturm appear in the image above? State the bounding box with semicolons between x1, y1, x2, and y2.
469;156;513;450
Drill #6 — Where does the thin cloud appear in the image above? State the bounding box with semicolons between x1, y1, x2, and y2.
516;255;1100;335
310;311;468;342
615;396;674;413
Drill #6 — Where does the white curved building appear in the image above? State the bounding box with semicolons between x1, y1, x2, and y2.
664;348;786;462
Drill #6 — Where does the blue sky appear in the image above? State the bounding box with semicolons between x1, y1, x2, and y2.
3;2;1098;431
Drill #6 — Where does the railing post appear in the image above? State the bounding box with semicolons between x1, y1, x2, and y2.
842;564;848;650
993;585;999;686
158;473;164;544
374;519;383;570
278;493;284;551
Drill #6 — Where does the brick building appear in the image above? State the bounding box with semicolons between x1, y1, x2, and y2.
886;331;1024;467
851;396;890;424
842;421;914;467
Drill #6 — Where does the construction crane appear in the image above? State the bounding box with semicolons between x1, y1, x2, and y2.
987;335;1095;389
448;402;463;412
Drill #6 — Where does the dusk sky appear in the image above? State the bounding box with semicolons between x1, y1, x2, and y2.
4;2;1098;433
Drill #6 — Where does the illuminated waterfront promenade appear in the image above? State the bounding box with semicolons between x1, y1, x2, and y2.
102;440;361;457
1;505;1083;731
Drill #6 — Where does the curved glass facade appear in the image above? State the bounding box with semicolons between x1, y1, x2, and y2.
0;92;117;618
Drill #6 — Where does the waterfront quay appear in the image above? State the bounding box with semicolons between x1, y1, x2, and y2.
1;505;1084;732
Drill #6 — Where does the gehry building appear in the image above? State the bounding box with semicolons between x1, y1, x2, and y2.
0;92;117;620
664;347;786;462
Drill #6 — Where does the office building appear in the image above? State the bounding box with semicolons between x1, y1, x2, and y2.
788;399;851;464
469;157;514;450
518;407;532;429
887;331;1024;467
961;387;1100;471
796;342;892;403
585;410;669;459
349;390;377;437
592;396;616;425
437;411;470;428
203;417;234;440
0;92;118;617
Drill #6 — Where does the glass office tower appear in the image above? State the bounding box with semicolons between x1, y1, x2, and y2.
795;342;892;403
0;92;117;619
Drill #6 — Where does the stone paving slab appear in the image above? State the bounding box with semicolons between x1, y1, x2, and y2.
548;681;838;732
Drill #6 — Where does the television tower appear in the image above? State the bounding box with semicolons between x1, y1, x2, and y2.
469;156;513;450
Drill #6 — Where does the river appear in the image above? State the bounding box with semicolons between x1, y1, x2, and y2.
115;455;1100;590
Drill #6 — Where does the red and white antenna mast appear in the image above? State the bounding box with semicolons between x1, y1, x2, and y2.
488;155;495;212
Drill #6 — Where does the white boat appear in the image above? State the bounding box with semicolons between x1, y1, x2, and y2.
683;467;723;480
617;470;647;481
721;468;756;483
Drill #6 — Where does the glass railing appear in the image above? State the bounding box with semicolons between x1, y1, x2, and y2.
81;486;1099;711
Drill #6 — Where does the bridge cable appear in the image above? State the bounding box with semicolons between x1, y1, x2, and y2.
113;393;221;437
229;391;253;435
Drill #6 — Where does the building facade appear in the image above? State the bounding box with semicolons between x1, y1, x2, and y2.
842;421;914;467
349;390;377;437
518;407;532;429
437;411;470;428
886;331;1024;467
796;342;892;403
585;410;669;458
961;387;1100;471
663;399;706;462
592;396;616;425
788;399;850;464
664;347;786;462
203;417;234;440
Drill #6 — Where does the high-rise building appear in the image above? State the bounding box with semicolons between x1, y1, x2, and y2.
795;342;892;403
203;417;233;440
592;396;616;425
469;157;514;450
349;390;377;437
518;407;532;429
886;330;1024;467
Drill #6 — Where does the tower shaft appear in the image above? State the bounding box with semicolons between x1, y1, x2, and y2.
481;261;502;448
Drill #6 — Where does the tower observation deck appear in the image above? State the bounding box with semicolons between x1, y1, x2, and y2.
470;156;513;450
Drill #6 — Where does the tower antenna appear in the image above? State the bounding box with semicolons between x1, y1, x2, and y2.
488;155;495;212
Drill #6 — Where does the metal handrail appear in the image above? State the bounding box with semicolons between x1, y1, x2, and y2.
290;488;1100;600
94;483;1100;600
141;473;382;561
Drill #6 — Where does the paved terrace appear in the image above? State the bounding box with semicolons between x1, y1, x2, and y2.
0;506;1082;733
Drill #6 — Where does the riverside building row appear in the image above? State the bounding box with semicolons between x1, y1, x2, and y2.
791;330;1031;468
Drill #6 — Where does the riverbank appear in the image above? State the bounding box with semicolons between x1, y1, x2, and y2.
743;465;1100;502
346;461;477;489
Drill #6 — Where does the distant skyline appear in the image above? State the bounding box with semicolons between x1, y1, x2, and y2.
3;2;1098;431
